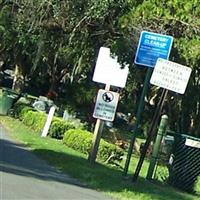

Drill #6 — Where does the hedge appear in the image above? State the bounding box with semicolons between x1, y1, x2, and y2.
49;119;76;139
63;129;124;162
12;103;78;138
12;103;35;120
12;103;124;163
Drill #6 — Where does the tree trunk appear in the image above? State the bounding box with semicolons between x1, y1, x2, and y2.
12;63;25;93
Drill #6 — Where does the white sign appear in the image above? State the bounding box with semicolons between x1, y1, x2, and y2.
92;47;129;88
93;89;119;121
185;139;200;149
150;58;192;94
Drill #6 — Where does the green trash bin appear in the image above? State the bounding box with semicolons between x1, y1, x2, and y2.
0;88;19;115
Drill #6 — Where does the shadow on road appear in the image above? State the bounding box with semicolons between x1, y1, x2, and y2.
0;136;198;200
0;138;87;188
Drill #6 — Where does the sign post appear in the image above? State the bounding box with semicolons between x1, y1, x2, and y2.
89;86;120;164
124;31;173;176
88;118;105;165
88;85;112;165
89;47;129;165
123;67;153;175
132;88;168;181
132;59;192;181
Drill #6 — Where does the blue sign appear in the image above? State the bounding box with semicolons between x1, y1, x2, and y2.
134;31;173;68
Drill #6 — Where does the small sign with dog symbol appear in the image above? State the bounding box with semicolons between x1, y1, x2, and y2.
102;92;114;102
93;89;119;121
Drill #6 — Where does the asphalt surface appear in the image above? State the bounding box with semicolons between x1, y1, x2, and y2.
0;125;111;200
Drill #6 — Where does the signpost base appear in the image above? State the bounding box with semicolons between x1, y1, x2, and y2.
88;119;104;165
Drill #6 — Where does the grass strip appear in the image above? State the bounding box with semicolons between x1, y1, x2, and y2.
0;116;198;200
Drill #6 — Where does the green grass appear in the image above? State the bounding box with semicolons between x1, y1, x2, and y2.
0;116;199;200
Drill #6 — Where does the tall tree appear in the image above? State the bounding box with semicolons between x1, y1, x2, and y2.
119;0;200;136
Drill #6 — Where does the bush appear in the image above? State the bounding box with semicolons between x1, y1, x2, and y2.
63;129;124;162
12;103;124;163
12;103;35;119
21;110;46;132
49;119;76;139
12;103;81;137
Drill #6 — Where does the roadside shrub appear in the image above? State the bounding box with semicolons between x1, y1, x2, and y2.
13;103;47;132
22;110;46;132
67;119;86;130
49;119;76;139
12;103;34;119
12;103;81;137
63;129;124;162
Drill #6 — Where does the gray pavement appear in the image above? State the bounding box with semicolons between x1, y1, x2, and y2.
0;125;111;200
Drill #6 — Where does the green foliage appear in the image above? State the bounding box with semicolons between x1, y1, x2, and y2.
12;103;35;119
49;119;76;139
2;0;200;136
175;38;200;66
12;102;84;137
12;103;46;132
0;5;16;50
13;103;124;160
63;129;92;154
119;0;200;136
21;110;46;132
63;129;124;162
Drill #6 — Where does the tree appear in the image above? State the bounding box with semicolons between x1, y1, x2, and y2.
10;0;132;90
1;0;200;136
119;0;200;136
0;0;41;92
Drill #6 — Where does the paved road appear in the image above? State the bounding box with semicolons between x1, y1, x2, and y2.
0;125;111;200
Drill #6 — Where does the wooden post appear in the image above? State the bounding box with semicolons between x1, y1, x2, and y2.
88;118;104;165
41;106;56;137
88;84;110;165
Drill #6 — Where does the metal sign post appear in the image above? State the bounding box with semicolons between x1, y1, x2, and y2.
123;67;153;175
132;58;192;181
124;31;173;176
132;89;168;181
